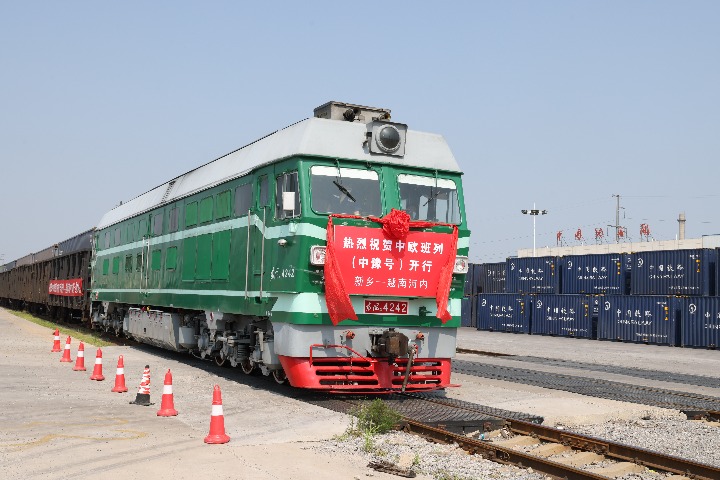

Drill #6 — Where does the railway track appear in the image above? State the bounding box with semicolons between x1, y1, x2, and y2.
457;348;720;389
453;358;720;415
316;392;720;480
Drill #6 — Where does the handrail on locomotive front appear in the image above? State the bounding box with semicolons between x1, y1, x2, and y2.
308;343;376;367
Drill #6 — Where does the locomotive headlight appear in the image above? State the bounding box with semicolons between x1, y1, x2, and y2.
310;245;326;265
376;125;401;153
368;121;407;157
453;256;469;274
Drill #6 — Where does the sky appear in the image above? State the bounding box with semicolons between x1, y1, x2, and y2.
1;1;718;264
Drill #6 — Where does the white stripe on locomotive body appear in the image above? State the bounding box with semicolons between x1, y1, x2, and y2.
89;290;460;316
95;217;326;257
95;217;469;260
97;117;461;231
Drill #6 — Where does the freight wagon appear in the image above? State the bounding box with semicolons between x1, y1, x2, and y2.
0;230;93;321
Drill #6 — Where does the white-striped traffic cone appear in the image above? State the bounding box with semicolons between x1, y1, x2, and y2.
204;384;230;444
157;369;178;416
130;365;152;406
111;355;128;393
51;328;61;352
89;348;105;381
72;342;86;371
60;336;72;362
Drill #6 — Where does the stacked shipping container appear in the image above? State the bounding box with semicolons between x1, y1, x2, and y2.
466;248;720;349
530;295;594;338
505;256;559;294
476;294;529;333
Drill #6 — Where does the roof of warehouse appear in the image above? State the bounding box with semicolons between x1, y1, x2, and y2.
96;117;460;230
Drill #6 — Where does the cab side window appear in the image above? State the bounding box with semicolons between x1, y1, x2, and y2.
275;171;300;220
234;183;253;216
259;175;269;207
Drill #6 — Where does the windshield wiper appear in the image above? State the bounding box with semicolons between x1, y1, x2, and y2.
423;187;442;206
333;180;356;202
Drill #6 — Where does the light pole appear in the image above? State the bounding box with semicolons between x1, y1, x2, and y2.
521;203;548;257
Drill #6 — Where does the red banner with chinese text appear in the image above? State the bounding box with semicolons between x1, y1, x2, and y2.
332;226;453;297
48;279;83;297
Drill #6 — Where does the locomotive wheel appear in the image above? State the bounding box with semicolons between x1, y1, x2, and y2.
272;369;287;384
214;355;228;367
240;358;255;375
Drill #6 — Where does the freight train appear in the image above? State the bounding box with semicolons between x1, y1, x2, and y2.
0;101;470;392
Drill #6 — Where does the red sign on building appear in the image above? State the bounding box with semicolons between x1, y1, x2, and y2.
48;279;84;297
332;225;453;297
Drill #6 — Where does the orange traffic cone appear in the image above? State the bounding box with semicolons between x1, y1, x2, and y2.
157;369;178;417
89;348;105;381
51;328;61;352
130;365;152;406
111;355;128;393
204;385;230;444
72;342;86;371
60;336;72;362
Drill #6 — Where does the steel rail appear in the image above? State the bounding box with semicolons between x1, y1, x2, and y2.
400;393;720;480
303;392;719;479
402;419;610;480
507;418;720;480
452;361;720;412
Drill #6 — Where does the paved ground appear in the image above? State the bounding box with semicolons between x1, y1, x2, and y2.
450;327;720;426
455;327;720;378
0;308;424;480
4;312;718;479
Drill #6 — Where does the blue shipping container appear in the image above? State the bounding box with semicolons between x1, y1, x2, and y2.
675;297;720;348
560;253;631;295
463;264;475;297
476;294;530;333
475;262;507;294
505;257;559;294
630;249;718;296
461;297;473;327
597;295;677;345
530;295;594;338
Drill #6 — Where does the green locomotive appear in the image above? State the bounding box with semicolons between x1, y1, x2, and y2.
91;102;469;391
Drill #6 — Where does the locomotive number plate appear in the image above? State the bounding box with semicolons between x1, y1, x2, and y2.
364;300;408;315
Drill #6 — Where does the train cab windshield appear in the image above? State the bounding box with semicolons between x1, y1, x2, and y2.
310;166;381;216
398;174;461;224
